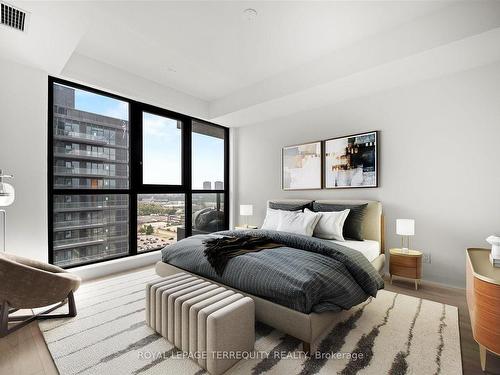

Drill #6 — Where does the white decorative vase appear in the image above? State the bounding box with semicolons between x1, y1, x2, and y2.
486;235;500;259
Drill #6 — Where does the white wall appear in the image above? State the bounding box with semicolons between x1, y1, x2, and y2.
233;61;500;288
0;59;48;261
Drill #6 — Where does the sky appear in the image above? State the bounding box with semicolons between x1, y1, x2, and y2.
75;89;129;121
74;88;224;188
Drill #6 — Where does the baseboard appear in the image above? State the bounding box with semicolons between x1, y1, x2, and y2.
383;273;465;292
69;251;161;281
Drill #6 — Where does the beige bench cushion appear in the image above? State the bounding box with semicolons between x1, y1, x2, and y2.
155;277;198;333
158;278;203;336
197;294;244;369
206;297;255;375
165;280;210;341
145;273;189;328
188;290;235;357
146;275;255;375
173;284;219;348
181;287;227;353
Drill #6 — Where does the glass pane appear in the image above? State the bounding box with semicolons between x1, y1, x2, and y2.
138;194;185;252
143;112;182;185
52;83;129;190
52;194;129;267
192;121;225;190
192;193;225;234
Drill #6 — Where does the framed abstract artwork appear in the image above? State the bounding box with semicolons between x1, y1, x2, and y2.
282;141;322;190
324;131;378;189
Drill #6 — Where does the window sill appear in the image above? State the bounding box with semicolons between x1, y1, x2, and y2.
69;251;161;281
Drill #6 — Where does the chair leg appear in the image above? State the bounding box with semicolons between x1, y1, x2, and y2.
36;292;78;320
68;291;77;317
0;301;9;338
0;291;77;337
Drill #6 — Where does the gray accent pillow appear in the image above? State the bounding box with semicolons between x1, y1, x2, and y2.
269;201;313;211
312;203;368;241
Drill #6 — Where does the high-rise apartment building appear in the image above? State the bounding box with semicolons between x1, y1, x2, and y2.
52;85;130;267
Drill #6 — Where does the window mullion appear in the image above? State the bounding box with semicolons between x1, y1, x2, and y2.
184;119;193;238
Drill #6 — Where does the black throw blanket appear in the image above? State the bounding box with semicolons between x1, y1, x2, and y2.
203;235;283;276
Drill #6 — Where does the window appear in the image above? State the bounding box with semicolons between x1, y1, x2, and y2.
52;194;129;267
192;193;225;233
142;113;183;185
49;78;229;268
137;194;185;252
52;84;129;190
192;121;225;190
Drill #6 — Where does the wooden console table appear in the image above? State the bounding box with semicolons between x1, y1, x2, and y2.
466;248;500;371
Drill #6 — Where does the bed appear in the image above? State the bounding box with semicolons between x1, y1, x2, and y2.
156;199;385;352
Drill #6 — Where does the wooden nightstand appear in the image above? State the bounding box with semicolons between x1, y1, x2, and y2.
389;248;423;290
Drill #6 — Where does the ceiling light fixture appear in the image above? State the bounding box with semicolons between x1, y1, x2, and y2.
243;8;257;21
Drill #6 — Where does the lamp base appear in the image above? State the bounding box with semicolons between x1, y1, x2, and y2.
400;235;412;253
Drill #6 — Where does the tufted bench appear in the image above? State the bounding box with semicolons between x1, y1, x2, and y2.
146;273;255;375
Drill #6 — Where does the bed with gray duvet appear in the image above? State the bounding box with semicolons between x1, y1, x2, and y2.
157;198;386;350
161;229;384;314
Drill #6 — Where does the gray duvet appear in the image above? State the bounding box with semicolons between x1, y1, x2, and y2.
161;229;384;314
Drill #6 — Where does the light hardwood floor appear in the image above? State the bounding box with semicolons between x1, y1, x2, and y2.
0;318;58;375
0;268;498;375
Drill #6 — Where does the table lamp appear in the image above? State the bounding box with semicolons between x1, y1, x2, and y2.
240;204;253;228
0;170;15;252
396;219;414;253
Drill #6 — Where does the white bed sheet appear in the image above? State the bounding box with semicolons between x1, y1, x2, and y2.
330;239;380;262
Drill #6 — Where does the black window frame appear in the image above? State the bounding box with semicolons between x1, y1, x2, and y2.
48;76;230;268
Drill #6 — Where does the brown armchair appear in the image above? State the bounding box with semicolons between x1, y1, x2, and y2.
0;252;81;337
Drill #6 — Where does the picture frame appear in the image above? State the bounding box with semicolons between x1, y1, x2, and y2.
282;141;322;190
323;131;378;189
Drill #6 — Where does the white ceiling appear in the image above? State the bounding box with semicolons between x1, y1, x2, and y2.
2;1;500;126
75;1;446;101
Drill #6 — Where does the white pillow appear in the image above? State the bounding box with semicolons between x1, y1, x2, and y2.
261;207;282;230
307;208;350;241
276;209;321;237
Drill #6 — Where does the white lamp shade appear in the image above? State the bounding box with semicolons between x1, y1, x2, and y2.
396;219;415;236
0;182;14;207
240;204;253;216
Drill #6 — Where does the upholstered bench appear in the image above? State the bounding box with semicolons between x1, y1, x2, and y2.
146;274;255;375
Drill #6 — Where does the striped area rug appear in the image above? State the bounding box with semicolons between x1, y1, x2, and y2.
39;268;462;375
